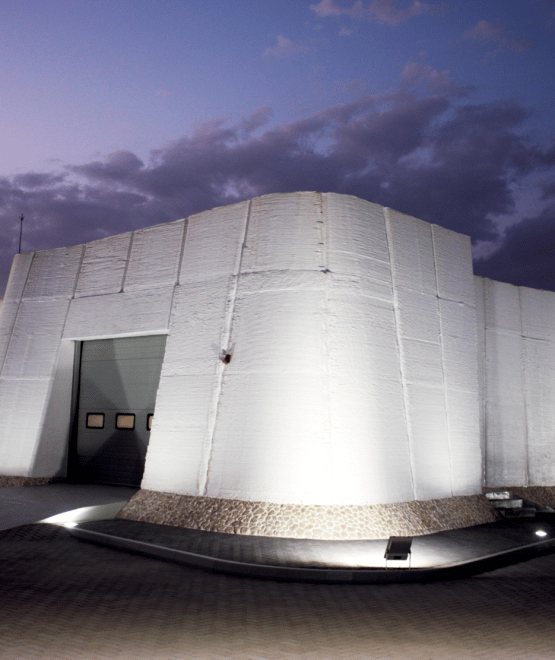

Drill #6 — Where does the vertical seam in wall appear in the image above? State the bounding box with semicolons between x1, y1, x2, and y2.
519;286;530;486
60;244;86;341
198;200;252;496
175;219;189;288
168;219;189;327
431;226;454;497
383;208;416;500
120;232;135;292
481;279;489;487
319;193;333;499
0;253;35;378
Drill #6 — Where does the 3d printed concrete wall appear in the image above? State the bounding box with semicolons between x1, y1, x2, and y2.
1;191;549;538
475;277;555;488
0;191;483;504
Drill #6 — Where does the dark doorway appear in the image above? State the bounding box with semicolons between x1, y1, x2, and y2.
70;335;167;486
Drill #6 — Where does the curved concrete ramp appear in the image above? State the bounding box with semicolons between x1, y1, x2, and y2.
70;516;555;583
0;484;137;531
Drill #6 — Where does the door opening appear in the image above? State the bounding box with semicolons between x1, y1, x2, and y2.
69;335;167;486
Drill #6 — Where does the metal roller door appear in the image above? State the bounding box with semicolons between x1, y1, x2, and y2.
71;335;167;486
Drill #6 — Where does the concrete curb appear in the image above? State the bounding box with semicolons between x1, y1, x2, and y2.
70;526;555;583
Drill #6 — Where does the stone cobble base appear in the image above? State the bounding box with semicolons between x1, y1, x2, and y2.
118;490;498;540
0;476;65;488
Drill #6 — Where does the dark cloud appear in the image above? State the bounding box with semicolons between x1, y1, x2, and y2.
12;172;67;189
71;151;145;185
474;203;555;290
1;86;554;296
542;175;555;200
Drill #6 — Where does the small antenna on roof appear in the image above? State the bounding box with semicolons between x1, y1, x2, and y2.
18;214;24;254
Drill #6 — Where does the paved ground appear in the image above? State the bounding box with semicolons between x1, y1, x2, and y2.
0;484;137;531
2;522;555;660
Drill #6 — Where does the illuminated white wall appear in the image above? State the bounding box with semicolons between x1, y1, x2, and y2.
476;277;555;487
0;192;483;505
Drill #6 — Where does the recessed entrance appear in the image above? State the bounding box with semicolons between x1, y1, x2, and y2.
70;335;167;486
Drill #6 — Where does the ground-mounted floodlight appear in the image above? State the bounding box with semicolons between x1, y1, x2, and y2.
536;530;548;537
385;536;412;568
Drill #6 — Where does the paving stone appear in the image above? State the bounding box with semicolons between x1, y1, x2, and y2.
2;524;555;659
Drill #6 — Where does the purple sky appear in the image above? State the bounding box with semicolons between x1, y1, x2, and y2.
2;0;555;295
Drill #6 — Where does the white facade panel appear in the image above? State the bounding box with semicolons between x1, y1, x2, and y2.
0;379;52;475
2;252;34;304
327;290;413;504
229;286;327;374
22;245;83;301
524;338;555;484
395;288;441;343
63;287;174;340
179;201;248;283
386;208;437;295
324;193;390;265
142;430;208;495
206;372;330;503
328;374;413;504
484;278;522;334
445;388;482;494
400;338;444;386
0;253;34;368
74;233;132;298
1;298;70;379
432;225;475;306
485;328;527;486
31;340;75;476
159;279;229;376
141;376;216;494
520;287;555;341
0;300;21;368
438;298;479;394
325;195;392;302
124;221;185;292
242;192;324;274
405;383;451;499
328;293;400;375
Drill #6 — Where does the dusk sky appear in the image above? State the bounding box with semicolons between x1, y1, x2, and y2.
2;0;555;296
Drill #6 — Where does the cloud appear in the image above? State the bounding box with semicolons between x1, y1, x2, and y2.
400;62;470;97
240;106;273;136
263;35;309;58
463;20;533;53
12;173;66;189
474;202;555;290
310;0;428;24
1;89;554;295
71;151;145;186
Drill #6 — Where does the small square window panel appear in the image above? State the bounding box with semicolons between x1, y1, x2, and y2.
86;413;105;429
116;414;135;430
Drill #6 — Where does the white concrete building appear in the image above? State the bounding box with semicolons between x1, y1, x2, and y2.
1;192;554;539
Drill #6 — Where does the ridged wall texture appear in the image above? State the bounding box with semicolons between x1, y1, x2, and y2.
4;192;555;530
118;490;497;540
475;277;555;488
